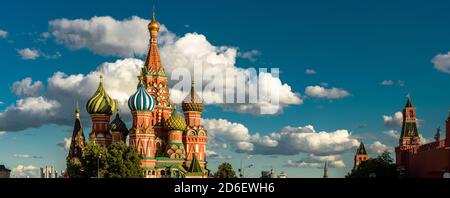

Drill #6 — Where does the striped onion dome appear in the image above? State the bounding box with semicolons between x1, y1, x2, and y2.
182;81;204;112
86;77;117;115
164;107;187;131
128;82;156;112
110;113;128;135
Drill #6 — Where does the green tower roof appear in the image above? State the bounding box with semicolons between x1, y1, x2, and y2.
86;76;117;115
164;107;187;131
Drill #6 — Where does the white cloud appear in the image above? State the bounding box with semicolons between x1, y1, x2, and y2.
17;48;40;60
419;134;430;145
11;165;40;178
383;112;403;129
49;16;175;57
305;69;317;75
384;130;400;139
238;49;261;62
381;80;394;86
369;141;391;154
57;137;72;150
0;29;7;38
286;154;346;168
0;101;3;106
11;78;44;97
0;131;6;136
381;80;405;87
0;97;61;131
250;126;360;156
203;119;359;156
305;86;350;99
432;52;450;74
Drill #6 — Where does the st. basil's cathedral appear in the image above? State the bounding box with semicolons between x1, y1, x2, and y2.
66;11;208;178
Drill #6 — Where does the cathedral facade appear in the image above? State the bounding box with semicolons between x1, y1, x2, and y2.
67;12;208;178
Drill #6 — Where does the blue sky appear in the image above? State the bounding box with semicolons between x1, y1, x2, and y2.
0;0;449;178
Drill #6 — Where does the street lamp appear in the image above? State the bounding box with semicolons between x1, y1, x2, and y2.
239;155;252;178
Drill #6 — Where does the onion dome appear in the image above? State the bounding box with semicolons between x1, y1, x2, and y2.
110;113;128;135
128;79;156;112
148;9;160;32
182;81;204;112
86;76;117;115
164;107;187;131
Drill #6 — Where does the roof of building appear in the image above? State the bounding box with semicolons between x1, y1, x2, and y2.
128;80;156;112
86;76;117;115
187;155;203;173
110;113;128;134
164;107;187;131
182;81;204;112
356;142;368;155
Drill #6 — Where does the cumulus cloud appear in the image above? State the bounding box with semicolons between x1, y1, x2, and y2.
383;112;403;129
49;16;175;57
305;86;350;99
250;126;360;156
384;130;400;139
17;48;40;60
0;97;61;131
203;119;359;156
57;137;72;150
0;29;7;38
369;141;391;154
432;52;450;74
11;78;44;97
238;49;261;62
286;154;346;168
11;165;40;178
305;69;317;75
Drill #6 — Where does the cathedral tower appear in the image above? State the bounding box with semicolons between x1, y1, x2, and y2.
110;113;128;143
128;77;157;170
164;107;187;159
353;142;369;169
182;81;208;168
142;10;172;137
86;76;117;147
67;104;86;162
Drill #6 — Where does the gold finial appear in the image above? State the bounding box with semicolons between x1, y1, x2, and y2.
148;3;160;32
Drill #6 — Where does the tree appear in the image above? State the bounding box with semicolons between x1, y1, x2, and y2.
346;151;401;178
80;141;109;178
66;141;143;178
104;141;143;178
214;163;237;178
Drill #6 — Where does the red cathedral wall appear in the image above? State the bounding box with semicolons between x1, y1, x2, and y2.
403;141;450;178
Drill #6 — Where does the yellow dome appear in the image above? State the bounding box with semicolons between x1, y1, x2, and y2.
148;18;160;32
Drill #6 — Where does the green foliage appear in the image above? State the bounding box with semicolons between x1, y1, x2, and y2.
213;162;237;178
346;151;401;178
104;141;143;178
66;141;143;178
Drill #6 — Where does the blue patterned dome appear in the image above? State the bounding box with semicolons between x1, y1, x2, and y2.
128;82;156;112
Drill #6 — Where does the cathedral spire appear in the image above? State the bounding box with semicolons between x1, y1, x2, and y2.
144;5;164;76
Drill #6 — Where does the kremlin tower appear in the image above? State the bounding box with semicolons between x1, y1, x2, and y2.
67;104;86;162
353;142;369;170
70;9;209;178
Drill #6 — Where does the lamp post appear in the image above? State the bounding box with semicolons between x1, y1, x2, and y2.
239;155;252;178
97;153;101;178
